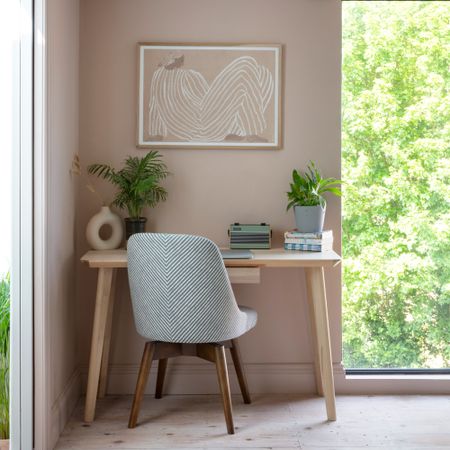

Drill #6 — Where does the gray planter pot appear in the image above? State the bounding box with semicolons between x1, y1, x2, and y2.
294;204;326;233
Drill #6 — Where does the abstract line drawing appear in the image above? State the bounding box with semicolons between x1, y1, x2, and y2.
149;56;274;143
138;44;282;149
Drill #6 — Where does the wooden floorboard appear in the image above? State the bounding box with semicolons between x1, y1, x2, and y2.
55;394;450;449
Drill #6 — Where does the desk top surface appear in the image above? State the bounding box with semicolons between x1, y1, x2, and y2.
81;248;341;269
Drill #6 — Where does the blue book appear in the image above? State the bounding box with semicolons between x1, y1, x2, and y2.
284;243;332;252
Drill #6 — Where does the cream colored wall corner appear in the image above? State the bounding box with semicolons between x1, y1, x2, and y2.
77;0;342;394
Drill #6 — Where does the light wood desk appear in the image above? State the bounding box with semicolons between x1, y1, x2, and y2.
81;248;341;423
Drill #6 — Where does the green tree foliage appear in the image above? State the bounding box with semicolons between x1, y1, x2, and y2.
342;2;450;368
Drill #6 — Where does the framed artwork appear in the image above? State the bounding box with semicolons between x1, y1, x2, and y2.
137;43;282;149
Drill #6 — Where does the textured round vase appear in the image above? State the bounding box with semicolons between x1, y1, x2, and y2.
86;206;123;250
294;204;326;233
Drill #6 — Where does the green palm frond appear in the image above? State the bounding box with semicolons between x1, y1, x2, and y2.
286;161;341;210
88;152;169;219
87;163;117;181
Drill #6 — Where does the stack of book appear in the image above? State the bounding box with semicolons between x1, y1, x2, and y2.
284;230;333;252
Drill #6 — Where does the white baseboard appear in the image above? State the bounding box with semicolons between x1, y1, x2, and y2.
49;369;81;449
80;362;345;395
75;361;449;406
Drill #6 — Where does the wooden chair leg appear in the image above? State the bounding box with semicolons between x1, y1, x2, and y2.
155;358;168;399
128;342;155;428
229;339;251;404
214;345;235;435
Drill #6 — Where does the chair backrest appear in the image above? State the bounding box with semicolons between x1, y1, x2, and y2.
127;233;248;343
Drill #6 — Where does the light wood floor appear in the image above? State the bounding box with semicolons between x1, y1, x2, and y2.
55;394;450;449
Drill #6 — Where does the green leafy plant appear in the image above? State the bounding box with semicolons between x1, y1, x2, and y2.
286;161;341;210
88;151;169;219
0;274;10;439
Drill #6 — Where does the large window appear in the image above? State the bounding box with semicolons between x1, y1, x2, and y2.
342;1;449;369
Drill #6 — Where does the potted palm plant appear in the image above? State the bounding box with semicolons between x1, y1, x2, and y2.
88;151;169;240
0;274;10;449
286;161;341;233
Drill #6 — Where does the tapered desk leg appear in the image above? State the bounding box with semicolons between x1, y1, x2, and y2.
304;267;336;421
305;271;324;397
84;267;115;422
98;270;117;398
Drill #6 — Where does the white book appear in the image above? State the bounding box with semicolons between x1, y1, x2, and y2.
284;237;334;245
284;230;333;240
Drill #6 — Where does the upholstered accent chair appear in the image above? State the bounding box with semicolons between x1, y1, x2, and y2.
127;233;258;434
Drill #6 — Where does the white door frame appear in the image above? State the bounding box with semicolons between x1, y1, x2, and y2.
34;0;51;448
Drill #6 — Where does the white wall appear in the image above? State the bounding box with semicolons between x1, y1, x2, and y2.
77;0;342;394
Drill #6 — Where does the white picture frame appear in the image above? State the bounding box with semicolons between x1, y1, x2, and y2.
137;43;282;149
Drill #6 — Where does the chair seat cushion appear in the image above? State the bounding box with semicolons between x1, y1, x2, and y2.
238;305;257;332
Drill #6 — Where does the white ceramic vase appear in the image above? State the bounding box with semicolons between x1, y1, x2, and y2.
86;206;123;250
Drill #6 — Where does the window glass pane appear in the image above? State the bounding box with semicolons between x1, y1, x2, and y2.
0;0;13;438
342;1;450;369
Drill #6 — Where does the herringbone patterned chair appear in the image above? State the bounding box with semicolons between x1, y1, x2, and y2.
127;233;257;434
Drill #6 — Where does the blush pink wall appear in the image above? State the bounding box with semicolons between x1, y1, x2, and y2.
77;0;342;394
44;0;81;445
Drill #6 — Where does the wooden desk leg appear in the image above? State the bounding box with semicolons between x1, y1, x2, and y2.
305;271;324;397
304;267;336;421
84;267;115;422
98;269;117;398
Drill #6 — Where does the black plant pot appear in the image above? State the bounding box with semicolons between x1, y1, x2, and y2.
125;217;147;240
